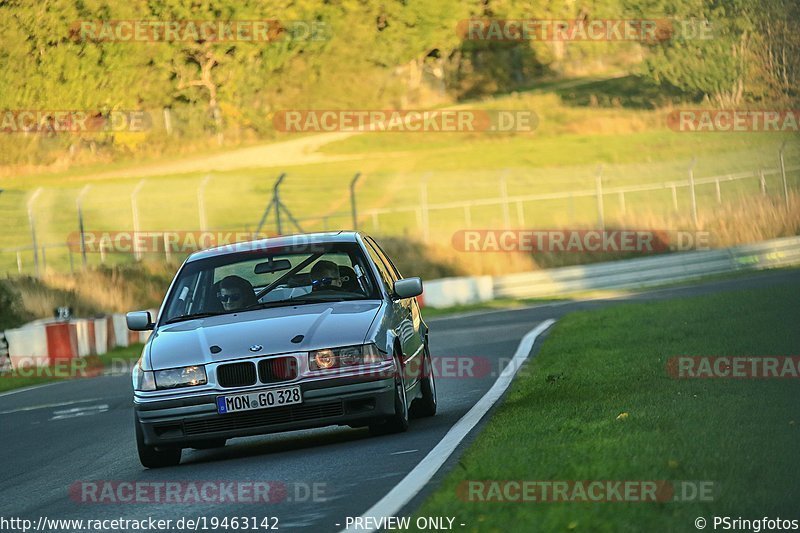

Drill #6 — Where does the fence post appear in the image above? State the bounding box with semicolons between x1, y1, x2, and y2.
595;165;604;229
274;175;283;236
350;172;361;231
671;183;678;211
163;233;171;263
779;141;789;210
759;169;766;195
688;157;698;227
76;185;91;269
27;188;42;277
715;178;721;204
16;251;22;274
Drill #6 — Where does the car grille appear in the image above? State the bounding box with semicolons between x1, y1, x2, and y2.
183;401;344;436
258;356;298;384
217;362;257;388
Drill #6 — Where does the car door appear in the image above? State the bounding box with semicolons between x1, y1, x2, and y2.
365;237;424;387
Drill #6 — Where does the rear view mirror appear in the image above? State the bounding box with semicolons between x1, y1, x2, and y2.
127;311;154;331
394;277;423;299
254;258;292;274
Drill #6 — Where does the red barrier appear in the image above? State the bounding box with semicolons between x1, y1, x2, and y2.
45;322;79;363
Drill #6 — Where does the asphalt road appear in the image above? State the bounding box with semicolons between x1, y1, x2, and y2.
1;269;797;533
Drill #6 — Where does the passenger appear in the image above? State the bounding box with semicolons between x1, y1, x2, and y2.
310;260;343;291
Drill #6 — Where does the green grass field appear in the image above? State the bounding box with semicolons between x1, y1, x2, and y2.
413;279;800;531
1;83;798;275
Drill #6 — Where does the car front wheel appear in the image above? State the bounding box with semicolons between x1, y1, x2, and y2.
410;342;437;418
369;353;409;435
135;416;182;468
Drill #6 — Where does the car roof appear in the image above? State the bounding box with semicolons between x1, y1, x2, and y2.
186;231;362;262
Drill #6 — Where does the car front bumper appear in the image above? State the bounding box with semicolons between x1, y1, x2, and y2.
134;375;396;448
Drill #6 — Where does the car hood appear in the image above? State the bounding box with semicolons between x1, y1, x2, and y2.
146;300;383;370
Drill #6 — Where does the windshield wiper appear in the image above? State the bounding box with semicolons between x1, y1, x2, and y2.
164;312;222;324
242;298;319;311
243;296;348;311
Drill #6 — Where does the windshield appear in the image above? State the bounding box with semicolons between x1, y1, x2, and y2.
161;241;379;324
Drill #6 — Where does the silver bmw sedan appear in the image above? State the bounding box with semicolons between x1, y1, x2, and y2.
127;231;436;468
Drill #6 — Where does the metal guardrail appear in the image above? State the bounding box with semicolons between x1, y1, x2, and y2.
493;236;800;299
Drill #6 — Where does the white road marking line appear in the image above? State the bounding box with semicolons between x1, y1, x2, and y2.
0;398;105;415
0;382;64;399
390;449;419;456
361;472;405;482
341;318;556;533
50;404;109;420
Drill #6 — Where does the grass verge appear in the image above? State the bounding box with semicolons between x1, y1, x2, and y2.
414;280;800;531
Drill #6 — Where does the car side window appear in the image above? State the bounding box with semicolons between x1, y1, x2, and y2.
364;241;394;294
164;270;202;320
367;237;402;281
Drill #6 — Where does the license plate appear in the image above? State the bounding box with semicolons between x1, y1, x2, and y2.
216;386;302;414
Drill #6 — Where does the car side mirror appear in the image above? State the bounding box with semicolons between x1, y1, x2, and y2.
393;277;423;299
127;311;154;331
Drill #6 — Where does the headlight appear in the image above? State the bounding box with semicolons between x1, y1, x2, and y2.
153;365;207;390
132;360;156;391
308;344;389;371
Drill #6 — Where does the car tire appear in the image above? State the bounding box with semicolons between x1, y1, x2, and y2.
369;353;409;435
410;343;437;418
135;416;182;468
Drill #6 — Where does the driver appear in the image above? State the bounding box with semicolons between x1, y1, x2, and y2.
310;260;343;291
217;275;258;311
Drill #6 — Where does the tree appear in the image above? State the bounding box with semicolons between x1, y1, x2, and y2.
629;0;797;106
